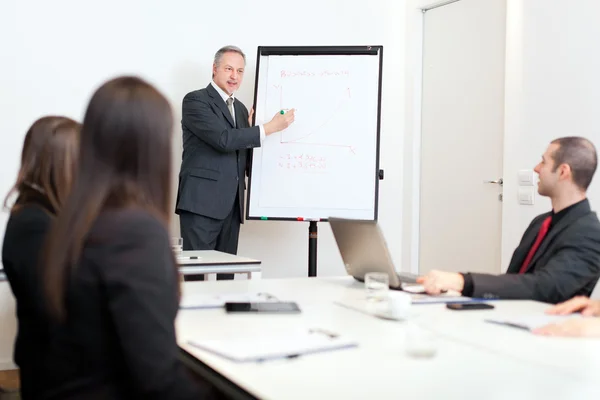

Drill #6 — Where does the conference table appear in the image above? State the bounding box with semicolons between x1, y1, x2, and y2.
177;250;261;280
177;277;600;399
0;251;261;375
0;251;261;283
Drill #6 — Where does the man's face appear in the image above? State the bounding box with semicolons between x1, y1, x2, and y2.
213;51;245;95
534;143;561;197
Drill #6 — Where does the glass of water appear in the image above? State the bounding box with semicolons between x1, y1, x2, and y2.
365;272;389;302
171;237;183;257
405;322;438;358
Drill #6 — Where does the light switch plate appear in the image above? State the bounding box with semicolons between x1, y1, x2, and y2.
518;169;535;186
518;187;535;205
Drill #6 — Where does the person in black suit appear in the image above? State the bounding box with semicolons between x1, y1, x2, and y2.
2;115;81;400
40;76;219;399
417;137;600;304
176;45;295;280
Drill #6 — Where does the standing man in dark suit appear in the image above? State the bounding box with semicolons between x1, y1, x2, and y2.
176;45;295;280
417;137;600;304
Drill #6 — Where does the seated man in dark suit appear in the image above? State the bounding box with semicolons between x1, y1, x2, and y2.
417;136;600;304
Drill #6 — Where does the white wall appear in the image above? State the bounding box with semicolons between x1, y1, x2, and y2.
0;0;406;277
0;0;20;370
403;0;600;273
0;0;407;366
501;0;600;268
0;283;16;369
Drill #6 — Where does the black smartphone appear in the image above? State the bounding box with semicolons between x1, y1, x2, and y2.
446;303;495;310
225;302;301;314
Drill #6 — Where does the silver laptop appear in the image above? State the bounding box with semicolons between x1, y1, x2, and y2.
329;217;418;289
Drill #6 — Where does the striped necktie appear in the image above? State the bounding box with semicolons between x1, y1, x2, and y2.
226;97;235;124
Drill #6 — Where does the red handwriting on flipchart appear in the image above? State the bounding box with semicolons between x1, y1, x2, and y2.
277;153;327;171
319;70;350;77
280;70;315;78
280;70;350;78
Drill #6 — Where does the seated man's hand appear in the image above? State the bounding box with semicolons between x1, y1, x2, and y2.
545;296;600;317
416;270;464;295
532;317;600;338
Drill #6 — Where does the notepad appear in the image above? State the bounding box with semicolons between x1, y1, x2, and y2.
485;314;583;331
179;292;278;309
187;330;358;362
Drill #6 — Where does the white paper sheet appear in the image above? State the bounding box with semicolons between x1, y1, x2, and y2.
485;314;583;331
186;330;358;362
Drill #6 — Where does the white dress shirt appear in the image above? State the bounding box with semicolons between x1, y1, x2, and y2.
210;81;265;141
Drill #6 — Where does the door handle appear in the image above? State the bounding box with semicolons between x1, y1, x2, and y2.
484;178;503;186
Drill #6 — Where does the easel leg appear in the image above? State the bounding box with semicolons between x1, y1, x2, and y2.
308;221;318;277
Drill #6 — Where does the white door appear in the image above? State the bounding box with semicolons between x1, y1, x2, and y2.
419;0;506;274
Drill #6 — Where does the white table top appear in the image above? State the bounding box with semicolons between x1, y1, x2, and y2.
177;250;261;276
0;251;261;281
178;264;261;276
177;277;600;399
176;250;261;266
176;250;262;275
414;300;600;381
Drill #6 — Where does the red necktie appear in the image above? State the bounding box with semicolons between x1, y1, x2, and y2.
518;216;552;274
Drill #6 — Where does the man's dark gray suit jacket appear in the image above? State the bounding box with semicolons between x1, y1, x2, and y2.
468;199;600;304
175;84;260;221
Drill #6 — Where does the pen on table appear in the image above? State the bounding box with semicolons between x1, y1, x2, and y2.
309;328;339;338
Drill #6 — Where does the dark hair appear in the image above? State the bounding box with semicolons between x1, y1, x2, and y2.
4;116;81;213
43;76;175;320
551;136;598;190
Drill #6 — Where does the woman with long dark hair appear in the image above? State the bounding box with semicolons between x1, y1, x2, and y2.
41;77;216;399
2;115;81;399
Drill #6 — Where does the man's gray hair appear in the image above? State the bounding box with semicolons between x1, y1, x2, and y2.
214;45;246;66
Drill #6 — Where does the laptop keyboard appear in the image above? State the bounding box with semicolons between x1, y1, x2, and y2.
396;272;419;284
